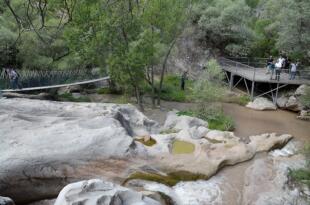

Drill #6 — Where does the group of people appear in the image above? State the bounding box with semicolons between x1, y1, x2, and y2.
266;55;299;81
3;67;22;89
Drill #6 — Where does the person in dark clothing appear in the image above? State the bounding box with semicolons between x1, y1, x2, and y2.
283;57;290;73
181;71;188;90
266;56;273;74
8;68;21;89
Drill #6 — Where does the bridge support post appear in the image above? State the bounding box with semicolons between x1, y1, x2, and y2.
275;83;279;106
229;73;234;91
250;81;255;101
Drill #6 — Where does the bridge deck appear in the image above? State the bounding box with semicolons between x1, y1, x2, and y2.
1;76;110;92
222;66;310;85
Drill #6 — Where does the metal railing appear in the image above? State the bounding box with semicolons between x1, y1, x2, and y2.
0;68;105;90
218;57;310;82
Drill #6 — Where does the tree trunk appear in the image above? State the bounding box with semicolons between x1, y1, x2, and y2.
157;38;177;106
135;86;144;111
151;65;156;108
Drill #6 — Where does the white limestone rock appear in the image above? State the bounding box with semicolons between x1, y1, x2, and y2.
54;179;161;205
164;111;208;131
276;96;289;108
242;157;308;205
246;97;277;111
285;96;303;112
0;98;159;203
295;85;308;96
297;110;310;121
0;197;15;205
57;85;83;95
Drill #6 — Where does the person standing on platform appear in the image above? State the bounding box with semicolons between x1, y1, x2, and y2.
181;71;188;90
266;56;273;74
289;62;297;80
275;56;285;81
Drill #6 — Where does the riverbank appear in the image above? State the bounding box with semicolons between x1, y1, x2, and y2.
138;99;310;143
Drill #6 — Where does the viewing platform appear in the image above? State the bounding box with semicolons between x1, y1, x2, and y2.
218;57;310;102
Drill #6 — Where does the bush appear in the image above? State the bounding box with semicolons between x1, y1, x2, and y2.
143;75;194;102
289;143;310;187
193;59;226;103
224;95;251;106
177;104;235;131
97;87;122;95
301;86;310;109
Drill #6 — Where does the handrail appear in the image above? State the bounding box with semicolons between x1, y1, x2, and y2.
1;76;110;92
218;57;310;81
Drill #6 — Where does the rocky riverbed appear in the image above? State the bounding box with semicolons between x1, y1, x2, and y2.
0;98;309;205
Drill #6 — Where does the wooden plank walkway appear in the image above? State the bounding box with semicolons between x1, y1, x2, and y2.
1;76;110;92
219;57;310;85
222;66;310;85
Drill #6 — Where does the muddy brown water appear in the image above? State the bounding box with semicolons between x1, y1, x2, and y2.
142;100;310;143
222;103;310;142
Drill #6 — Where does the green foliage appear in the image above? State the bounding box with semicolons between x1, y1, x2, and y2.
301;86;310;109
289;143;310;187
224;94;251;106
177;104;235;131
194;0;310;62
96;87;122;95
125;171;209;187
65;0;191;107
193;59;226;103
195;0;254;56
159;75;193;102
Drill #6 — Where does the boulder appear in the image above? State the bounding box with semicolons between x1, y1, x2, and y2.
57;85;83;95
285;96;303;112
242;156;308;205
164;111;208;131
276;96;288;108
54;179;161;205
297;110;310;121
246;97;277;111
0;98;159;203
2;92;53;100
295;85;308;96
0;197;15;205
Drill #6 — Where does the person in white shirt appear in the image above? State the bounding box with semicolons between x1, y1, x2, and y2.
275;56;285;81
289;62;298;80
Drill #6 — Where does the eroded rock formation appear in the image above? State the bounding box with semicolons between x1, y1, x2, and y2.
0;98;302;204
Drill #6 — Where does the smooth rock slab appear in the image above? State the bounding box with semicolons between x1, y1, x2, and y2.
0;98;158;203
54;179;161;205
246;97;277;111
0;197;15;205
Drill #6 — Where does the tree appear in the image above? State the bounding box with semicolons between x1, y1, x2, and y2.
65;0;191;109
194;0;254;56
1;0;81;70
140;0;191;106
193;59;226;102
260;0;310;62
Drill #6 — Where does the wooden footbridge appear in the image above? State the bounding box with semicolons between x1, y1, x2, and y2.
218;57;310;103
0;68;110;93
0;76;110;93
